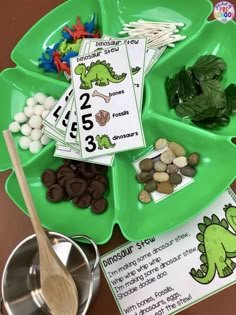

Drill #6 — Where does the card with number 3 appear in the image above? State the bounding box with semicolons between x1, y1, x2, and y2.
70;44;145;159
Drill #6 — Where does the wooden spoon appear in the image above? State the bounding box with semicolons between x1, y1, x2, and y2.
3;130;79;315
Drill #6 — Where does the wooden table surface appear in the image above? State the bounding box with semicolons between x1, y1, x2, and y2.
0;1;235;314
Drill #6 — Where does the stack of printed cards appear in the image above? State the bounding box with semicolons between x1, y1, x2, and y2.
43;36;166;166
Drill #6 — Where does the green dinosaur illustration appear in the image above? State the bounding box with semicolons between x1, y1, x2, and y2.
74;60;127;89
95;134;116;149
131;66;141;75
190;204;236;284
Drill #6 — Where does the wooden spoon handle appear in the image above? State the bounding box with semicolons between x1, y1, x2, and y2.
3;130;44;235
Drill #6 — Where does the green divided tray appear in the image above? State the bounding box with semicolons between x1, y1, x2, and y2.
0;0;235;244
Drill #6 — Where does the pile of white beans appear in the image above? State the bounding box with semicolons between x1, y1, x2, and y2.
9;92;57;154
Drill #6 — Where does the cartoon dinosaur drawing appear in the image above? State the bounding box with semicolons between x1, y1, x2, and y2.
74;60;127;89
190;204;236;284
95;134;115;149
131;66;141;75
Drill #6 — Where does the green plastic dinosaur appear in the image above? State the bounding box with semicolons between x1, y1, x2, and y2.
95;134;115;149
190;203;236;284
74;60;127;89
59;39;82;56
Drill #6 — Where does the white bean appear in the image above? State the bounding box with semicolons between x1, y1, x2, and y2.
9;121;21;133
44;96;57;110
29;140;42;154
34;105;45;116
19;136;31;150
31;128;42;141
41;109;50;119
14;112;27;123
26;97;36;107
34;92;47;105
29;115;42;129
21;124;32;136
40;134;51;145
24;106;35;117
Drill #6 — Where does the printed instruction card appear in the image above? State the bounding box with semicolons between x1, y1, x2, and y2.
70;44;145;159
100;189;236;315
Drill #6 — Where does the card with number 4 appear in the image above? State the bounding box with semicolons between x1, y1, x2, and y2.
70;44;145;159
43;85;73;128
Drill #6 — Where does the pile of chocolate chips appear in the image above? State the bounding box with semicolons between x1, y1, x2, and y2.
41;159;108;214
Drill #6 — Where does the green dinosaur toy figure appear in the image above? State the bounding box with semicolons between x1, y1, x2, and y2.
74;60;127;89
190;203;236;284
59;39;82;55
95;134;116;149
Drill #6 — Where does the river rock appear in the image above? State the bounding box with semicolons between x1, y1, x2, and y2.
154;138;168;150
138;190;151;203
153;172;169;182
136;172;153;183
144;180;157;193
168;142;186;157
166;164;179;174
187;152;200;167
139;158;153;171
157;181;174;194
173;156;188;168
160;150;175;164
180;165;197;177
169;173;182;185
154;160;167;172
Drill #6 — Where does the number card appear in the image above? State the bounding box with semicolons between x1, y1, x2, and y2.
55;95;74;133
102;34;154;75
145;46;166;74
63;98;115;166
144;47;157;73
93;37;146;111
43;85;73;127
70;44;145;159
64;98;78;143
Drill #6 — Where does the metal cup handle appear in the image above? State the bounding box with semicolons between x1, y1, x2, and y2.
70;234;100;274
0;297;4;315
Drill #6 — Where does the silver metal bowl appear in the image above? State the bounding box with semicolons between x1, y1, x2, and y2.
1;232;100;315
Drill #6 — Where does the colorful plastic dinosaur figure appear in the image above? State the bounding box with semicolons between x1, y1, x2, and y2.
63;16;99;42
95;135;116;149
190;203;236;284
53;51;71;76
58;39;82;56
38;42;61;73
74;60;127;89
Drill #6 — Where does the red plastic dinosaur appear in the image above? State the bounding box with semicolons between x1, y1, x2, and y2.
53;51;71;76
63;16;100;42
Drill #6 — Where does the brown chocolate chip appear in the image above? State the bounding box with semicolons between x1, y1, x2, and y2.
46;184;65;202
94;175;108;188
80;162;95;178
91;198;107;214
91;164;107;175
66;178;87;197
57;166;75;186
41;169;57;187
72;193;92;209
88;180;105;199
